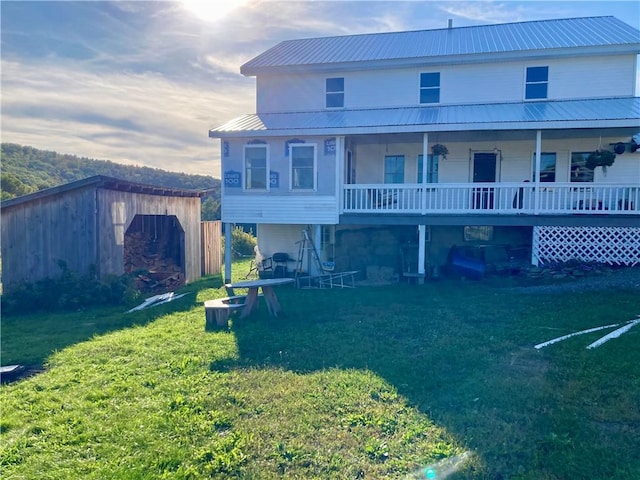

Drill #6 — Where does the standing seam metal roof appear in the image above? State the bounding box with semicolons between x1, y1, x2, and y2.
241;17;640;74
209;97;640;137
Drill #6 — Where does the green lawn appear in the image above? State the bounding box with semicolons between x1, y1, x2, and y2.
1;261;639;479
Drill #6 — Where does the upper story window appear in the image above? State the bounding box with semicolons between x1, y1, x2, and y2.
533;152;556;182
420;72;440;104
244;144;268;190
290;143;316;190
525;66;548;100
325;77;344;108
417;154;438;183
384;155;405;184
570;152;594;183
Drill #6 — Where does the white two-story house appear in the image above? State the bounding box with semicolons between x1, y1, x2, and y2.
210;16;640;282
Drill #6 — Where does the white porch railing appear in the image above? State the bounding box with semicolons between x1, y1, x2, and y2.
342;183;640;215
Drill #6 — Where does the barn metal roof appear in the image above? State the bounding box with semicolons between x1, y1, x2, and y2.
1;175;203;209
241;17;640;75
209;97;640;138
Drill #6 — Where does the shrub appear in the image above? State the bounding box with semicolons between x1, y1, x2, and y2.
1;261;140;314
222;226;257;258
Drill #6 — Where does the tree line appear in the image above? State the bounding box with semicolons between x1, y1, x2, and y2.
1;143;221;220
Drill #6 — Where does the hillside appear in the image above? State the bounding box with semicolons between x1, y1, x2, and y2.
1;143;221;219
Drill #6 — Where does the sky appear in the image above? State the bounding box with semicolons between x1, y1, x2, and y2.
1;1;639;178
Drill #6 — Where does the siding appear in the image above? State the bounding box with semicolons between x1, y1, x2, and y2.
96;189;202;283
1;186;97;287
222;136;337;196
256;54;636;114
201;221;222;276
222;195;339;224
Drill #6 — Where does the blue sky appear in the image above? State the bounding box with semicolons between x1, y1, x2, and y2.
1;1;639;177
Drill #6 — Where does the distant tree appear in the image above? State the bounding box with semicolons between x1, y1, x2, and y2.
201;196;221;221
1;143;221;206
1;172;34;199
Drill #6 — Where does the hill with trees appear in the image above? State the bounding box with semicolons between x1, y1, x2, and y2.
1;143;221;220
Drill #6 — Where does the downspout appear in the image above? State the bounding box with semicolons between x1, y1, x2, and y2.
418;133;429;280
336;136;345;216
421;133;429;214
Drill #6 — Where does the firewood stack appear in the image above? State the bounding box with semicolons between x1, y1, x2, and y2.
124;231;185;293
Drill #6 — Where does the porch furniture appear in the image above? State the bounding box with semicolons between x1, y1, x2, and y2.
368;188;398;208
400;243;425;284
226;277;295;318
271;252;295;278
205;296;247;330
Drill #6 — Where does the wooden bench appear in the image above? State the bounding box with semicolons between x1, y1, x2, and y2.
204;295;246;330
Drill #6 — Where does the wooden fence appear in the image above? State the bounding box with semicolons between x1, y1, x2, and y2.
201;221;222;276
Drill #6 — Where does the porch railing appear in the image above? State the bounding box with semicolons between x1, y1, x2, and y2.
342;183;640;215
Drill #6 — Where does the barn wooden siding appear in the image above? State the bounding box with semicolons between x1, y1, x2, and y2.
96;188;202;284
201;221;222;276
1;184;98;287
1;176;204;290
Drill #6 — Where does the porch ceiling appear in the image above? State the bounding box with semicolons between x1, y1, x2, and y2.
209;97;640;138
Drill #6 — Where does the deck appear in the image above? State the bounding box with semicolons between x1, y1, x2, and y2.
342;183;640;216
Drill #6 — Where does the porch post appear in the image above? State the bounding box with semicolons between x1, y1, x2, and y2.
534;130;542;215
418;224;426;284
336;136;345;215
224;222;233;283
422;133;429;214
313;224;322;275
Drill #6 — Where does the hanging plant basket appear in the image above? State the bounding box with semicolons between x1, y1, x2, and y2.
431;144;449;158
585;149;616;171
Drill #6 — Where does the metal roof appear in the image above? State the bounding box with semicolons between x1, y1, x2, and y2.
209;97;640;138
1;175;203;210
241;17;640;75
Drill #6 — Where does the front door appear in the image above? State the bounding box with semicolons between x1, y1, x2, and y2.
472;152;497;209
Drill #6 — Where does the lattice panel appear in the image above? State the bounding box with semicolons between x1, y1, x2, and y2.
533;226;640;266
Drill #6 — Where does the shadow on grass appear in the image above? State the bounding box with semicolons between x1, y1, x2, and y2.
222;280;640;479
0;275;224;367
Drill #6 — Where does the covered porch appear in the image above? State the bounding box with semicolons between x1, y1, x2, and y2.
342;182;640;215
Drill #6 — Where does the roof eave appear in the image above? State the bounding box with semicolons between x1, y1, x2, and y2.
209;120;639;139
240;44;640;77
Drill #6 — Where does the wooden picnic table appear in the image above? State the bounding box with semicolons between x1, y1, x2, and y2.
227;277;295;318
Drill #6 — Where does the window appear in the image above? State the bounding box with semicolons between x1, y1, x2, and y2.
384;155;405;184
570;152;594;183
417;154;438;183
244;145;268;190
525;66;548;100
533;152;556;182
325;77;344;108
464;226;494;242
420;72;440;104
290;144;316;190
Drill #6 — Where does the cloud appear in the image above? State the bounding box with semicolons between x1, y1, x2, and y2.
2;0;638;179
1;59;254;176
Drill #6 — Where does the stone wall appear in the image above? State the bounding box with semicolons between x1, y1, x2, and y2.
334;226;416;282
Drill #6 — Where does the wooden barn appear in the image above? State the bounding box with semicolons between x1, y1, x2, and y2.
1;176;203;291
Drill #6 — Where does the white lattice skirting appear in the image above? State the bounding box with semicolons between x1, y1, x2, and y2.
533;226;640;266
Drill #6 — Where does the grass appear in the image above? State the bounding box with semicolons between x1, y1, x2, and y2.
1;259;639;479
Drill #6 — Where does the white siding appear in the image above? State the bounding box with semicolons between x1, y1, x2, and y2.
351;135;638;184
222;195;338;224
256;224;303;262
255;55;637;113
222;136;337;196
